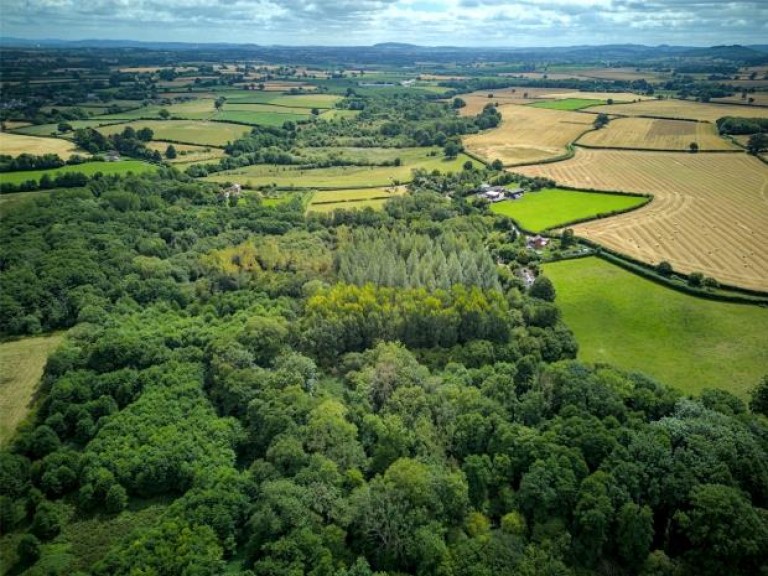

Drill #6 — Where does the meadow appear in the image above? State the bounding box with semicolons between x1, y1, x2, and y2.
212;110;310;126
145;142;225;163
0;160;157;186
516;149;768;291
95;120;250;146
529;98;605;111
576;117;739;151
307;186;405;212
12;120;118;137
0;132;81;156
0;333;64;444
544;257;768;398
588;98;768;122
489;187;648;232
204;152;481;188
463;104;594;166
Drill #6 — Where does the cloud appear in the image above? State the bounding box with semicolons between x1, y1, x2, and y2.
2;0;767;46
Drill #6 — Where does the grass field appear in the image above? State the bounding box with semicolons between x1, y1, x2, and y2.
516;149;768;291
0;160;157;186
145;141;225;164
463;105;594;166
530;98;605;110
577;117;739;151
489;188;647;232
95;120;250;146
543;257;768;398
12;120;117;137
0;132;82;156
223;93;341;108
309;186;405;204
212;110;310;126
0;333;64;444
204;152;480;188
587;98;768;122
308;198;390;213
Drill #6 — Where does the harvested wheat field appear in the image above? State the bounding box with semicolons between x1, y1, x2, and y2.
577;117;739;151
516;149;768;291
588;98;768;122
457;87;571;116
0;132;81;157
463;105;594;166
712;93;768;106
538;91;652;102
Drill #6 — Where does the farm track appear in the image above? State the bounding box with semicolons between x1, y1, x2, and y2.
515;149;768;291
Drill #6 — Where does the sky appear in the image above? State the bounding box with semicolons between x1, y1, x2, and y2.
1;0;767;47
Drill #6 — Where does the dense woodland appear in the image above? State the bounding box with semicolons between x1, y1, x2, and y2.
0;166;766;575
1;45;768;576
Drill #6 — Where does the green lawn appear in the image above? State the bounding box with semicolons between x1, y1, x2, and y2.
95;120;251;147
204;152;480;189
489;188;647;232
0;160;157;186
543;257;768;398
530;98;606;110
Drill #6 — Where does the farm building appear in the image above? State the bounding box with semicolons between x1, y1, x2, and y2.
476;183;524;202
527;235;550;249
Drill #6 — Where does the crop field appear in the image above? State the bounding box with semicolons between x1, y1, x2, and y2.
577;67;670;82
530;98;605;110
204;152;480;188
0;132;81;156
712;93;768;106
457;87;572;116
587;98;768;122
463;105;594;166
95;120;250;146
516;149;768;291
145;142;225;163
544;257;768;397
0;160;156;186
12;120;117;137
0;333;64;444
538;91;652;102
576;117;739;151
489;187;648;232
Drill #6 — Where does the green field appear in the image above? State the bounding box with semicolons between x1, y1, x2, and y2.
204;151;480;189
543;257;768;398
95;120;250;146
530;98;606;110
0;333;64;444
489;188;647;232
12;120;120;137
0;160;157;186
213;109;310;126
308;198;389;213
223;93;341;108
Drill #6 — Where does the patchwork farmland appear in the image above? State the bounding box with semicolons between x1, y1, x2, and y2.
576;117;739;151
463;105;594;166
516;149;768;291
587;98;768;122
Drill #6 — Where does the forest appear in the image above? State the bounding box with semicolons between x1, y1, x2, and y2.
0;165;766;576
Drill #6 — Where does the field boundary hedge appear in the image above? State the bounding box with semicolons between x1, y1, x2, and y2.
576;239;768;304
572;142;744;154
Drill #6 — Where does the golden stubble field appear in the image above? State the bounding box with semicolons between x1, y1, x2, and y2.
588;98;768;122
457;87;572;116
516;149;768;291
463;104;595;165
577;117;740;151
0;132;81;157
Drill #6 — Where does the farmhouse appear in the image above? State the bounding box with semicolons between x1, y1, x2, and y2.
527;235;550;249
476;183;524;202
219;183;242;201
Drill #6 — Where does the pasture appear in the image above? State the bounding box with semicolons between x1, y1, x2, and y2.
576;117;739;151
0;132;81;157
95;120;250;146
308;186;405;212
543;257;768;398
145;142;225;164
588;98;768;122
204;152;480;188
516;149;768;291
463;105;594;166
12;120;116;137
0;333;64;444
530;98;605;110
489;188;648;232
212;110;310;126
0;160;156;186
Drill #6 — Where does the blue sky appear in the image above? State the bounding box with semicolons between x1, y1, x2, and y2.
2;0;767;46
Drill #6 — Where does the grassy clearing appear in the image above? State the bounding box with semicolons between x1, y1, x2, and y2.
310;186;405;204
223;93;341;108
489;188;647;232
0;333;64;444
0;160;156;186
463;105;594;166
204;151;480;189
0;132;82;156
530;98;605;110
577;117;739;151
308;198;390;213
95;120;250;147
516;149;768;291
145;141;225;164
543;257;768;398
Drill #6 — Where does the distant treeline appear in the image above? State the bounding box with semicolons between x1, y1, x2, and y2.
717;116;768;135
